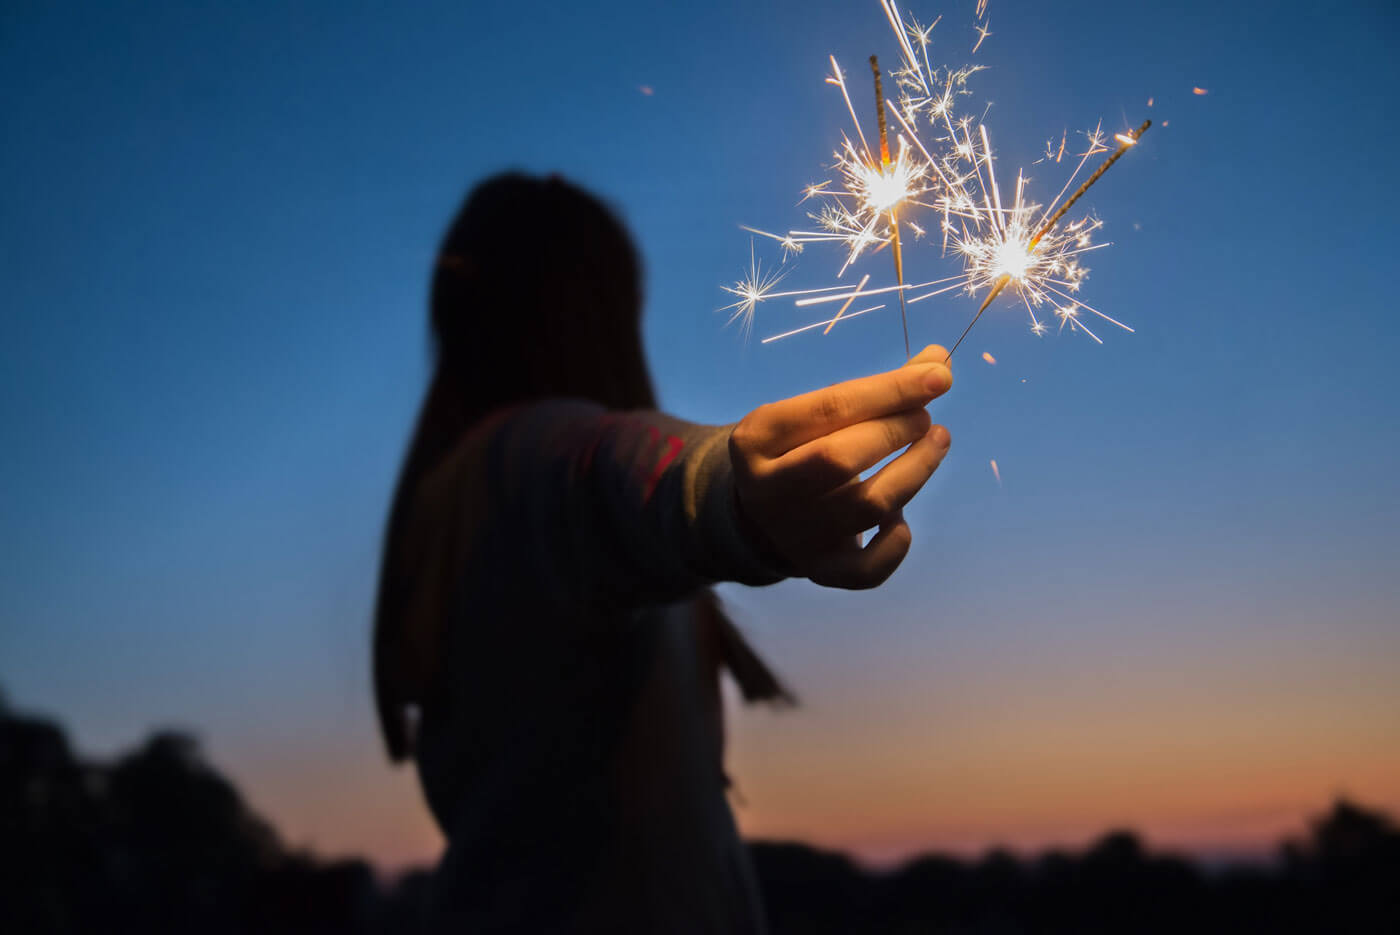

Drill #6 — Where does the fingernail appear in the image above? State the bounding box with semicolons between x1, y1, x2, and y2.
921;364;952;393
931;424;950;448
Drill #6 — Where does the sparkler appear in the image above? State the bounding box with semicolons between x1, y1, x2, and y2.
943;118;1151;359
723;0;1150;361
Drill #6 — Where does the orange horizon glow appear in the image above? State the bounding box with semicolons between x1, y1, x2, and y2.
231;606;1400;875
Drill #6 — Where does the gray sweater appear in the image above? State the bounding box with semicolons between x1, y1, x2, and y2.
403;399;786;932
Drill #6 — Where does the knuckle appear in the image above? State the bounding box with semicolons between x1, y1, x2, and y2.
744;456;774;486
808;442;847;480
892;410;930;448
867;484;898;516
814;392;849;425
854;493;889;528
881;418;907;453
730;418;758;459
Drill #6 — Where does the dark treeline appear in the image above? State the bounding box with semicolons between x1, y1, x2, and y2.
1;691;432;933
3;690;1397;933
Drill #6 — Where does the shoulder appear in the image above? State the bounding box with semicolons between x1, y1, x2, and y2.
420;399;607;489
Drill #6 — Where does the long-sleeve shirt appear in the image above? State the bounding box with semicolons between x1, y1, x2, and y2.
399;398;786;932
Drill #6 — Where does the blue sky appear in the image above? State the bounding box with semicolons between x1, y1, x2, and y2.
3;0;1397;866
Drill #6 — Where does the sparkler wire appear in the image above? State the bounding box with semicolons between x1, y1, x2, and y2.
870;54;912;359
1030;120;1151;251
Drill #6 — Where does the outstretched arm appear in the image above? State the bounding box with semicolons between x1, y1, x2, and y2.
489;345;953;608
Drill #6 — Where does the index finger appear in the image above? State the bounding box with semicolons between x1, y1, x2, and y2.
751;359;953;456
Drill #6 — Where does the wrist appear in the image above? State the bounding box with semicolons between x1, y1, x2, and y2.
731;486;799;579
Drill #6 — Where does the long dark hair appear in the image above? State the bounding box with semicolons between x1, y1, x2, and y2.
373;173;657;761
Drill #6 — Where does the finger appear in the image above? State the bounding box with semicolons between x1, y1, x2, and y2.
807;512;912;589
906;344;950;367
746;361;953;457
817;424;951;535
766;407;932;497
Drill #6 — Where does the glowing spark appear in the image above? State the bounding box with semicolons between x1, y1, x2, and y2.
639;85;654;96
991;238;1033;280
908;15;940;55
989;458;1001;484
825;273;871;333
1192;86;1209;95
1147;96;1154;107
850;137;924;213
795;279;936;306
972;20;992;54
1114;132;1137;146
982;351;996;365
762;304;888;343
720;242;786;337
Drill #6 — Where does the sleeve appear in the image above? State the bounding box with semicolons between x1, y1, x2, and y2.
484;398;787;610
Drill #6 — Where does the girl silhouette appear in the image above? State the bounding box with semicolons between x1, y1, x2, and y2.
374;173;952;931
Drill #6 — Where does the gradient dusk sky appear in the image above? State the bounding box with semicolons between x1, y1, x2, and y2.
3;0;1397;871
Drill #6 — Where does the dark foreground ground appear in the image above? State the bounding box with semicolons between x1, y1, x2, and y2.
3;691;1397;933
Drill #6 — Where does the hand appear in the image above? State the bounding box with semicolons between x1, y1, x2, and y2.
729;345;953;589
